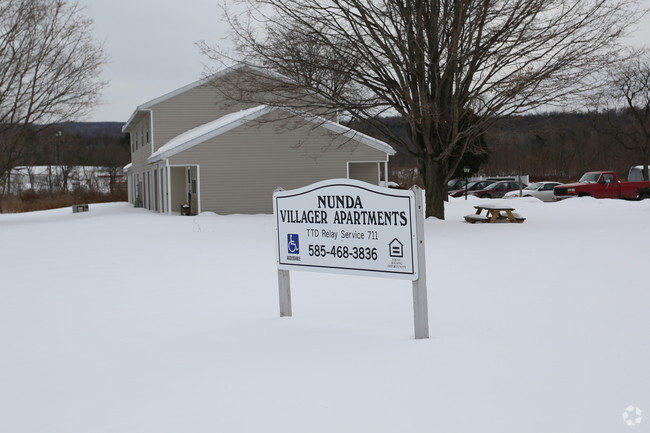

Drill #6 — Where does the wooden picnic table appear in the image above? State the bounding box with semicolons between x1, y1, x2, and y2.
464;203;525;224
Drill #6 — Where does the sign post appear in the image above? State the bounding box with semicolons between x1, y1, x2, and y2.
274;188;293;318
273;179;428;339
410;185;428;339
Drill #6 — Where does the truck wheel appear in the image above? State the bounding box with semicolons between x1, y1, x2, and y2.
638;188;650;200
578;193;591;197
480;194;491;199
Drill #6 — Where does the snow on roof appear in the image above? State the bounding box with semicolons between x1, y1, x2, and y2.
147;106;395;164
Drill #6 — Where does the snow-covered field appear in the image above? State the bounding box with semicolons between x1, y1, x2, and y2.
1;196;649;433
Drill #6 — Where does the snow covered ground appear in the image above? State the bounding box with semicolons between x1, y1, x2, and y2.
1;196;649;433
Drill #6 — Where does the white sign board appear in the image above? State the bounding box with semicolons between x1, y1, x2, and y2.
273;179;418;280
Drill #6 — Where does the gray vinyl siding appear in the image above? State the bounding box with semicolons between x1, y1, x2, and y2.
349;162;380;184
129;115;152;167
124;114;151;206
148;84;253;151
167;117;388;214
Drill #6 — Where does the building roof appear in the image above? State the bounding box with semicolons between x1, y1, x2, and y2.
122;65;249;133
147;105;395;164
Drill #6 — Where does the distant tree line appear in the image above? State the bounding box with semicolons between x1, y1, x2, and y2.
481;112;643;182
1;122;129;195
22;122;128;167
374;110;647;187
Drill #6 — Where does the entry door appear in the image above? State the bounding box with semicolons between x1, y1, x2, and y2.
187;167;198;215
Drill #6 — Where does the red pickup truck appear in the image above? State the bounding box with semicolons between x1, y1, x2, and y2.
553;171;650;200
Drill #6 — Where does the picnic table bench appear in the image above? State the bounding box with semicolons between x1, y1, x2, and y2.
464;203;525;224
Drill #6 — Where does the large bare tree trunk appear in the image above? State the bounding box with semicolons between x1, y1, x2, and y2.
420;157;447;220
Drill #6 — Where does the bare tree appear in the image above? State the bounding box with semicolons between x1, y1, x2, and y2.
589;49;650;180
0;0;107;195
201;0;642;218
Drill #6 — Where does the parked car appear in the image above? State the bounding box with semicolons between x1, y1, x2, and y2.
503;181;562;202
447;179;468;191
449;180;495;197
472;181;525;198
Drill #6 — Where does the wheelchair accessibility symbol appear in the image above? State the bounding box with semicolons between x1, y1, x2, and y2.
287;234;300;254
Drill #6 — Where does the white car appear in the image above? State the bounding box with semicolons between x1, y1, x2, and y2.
503;181;562;202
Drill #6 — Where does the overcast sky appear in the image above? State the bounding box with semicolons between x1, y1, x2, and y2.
84;0;650;123
85;0;227;122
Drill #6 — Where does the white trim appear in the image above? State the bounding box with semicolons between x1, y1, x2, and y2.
161;164;167;213
157;164;163;213
166;160;172;215
186;167;191;208
144;171;149;209
196;165;201;214
135;173;140;205
127;174;132;203
152;167;156;211
384;161;389;186
149;169;152;210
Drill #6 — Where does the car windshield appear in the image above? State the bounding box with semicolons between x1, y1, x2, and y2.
524;182;542;190
579;173;601;183
483;182;502;190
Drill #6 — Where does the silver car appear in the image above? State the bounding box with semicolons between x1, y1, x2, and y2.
503;181;562;202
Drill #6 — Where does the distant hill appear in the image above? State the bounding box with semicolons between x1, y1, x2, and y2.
55;122;126;138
